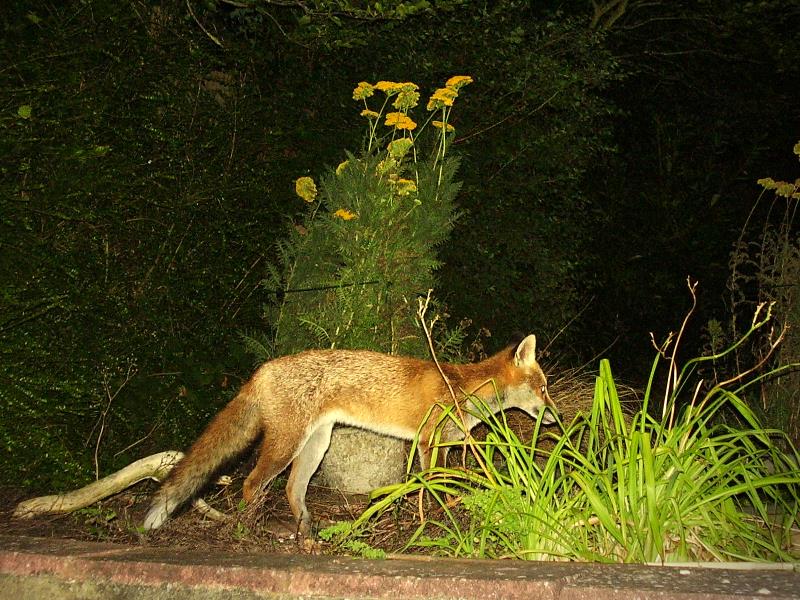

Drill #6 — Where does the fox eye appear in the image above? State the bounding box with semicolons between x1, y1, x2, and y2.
540;385;547;394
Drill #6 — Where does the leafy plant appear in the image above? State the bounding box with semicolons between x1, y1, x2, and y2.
75;505;118;541
232;521;251;541
707;141;800;448
342;301;800;562
319;521;387;559
253;77;470;358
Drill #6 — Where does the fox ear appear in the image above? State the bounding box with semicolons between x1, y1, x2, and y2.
513;334;537;368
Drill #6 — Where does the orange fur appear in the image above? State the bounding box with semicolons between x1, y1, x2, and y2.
143;334;555;537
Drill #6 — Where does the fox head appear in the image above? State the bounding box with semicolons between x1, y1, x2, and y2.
503;334;557;424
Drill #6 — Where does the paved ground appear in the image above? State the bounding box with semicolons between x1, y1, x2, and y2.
0;534;798;599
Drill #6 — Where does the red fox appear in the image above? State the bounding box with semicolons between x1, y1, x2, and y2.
143;334;556;537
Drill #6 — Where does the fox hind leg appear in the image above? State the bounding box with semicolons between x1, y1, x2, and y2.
242;438;295;505
286;421;334;537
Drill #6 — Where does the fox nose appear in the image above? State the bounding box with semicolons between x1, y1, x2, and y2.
539;405;557;424
542;390;557;419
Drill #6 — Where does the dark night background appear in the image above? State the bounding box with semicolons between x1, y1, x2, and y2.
1;0;798;489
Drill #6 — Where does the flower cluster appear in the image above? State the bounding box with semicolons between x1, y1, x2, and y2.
387;138;413;159
293;76;472;228
375;81;401;94
445;75;473;91
295;176;317;203
757;177;800;199
427;76;472;110
352;81;374;101
384;111;417;131
426;87;457;110
393;83;420;112
390;177;417;196
352;76;472;135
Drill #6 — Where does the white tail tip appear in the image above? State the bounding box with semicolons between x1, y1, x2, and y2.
142;499;171;531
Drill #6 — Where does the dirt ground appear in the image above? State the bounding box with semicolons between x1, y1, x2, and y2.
0;475;417;556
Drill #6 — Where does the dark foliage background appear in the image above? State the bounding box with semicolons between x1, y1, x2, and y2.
1;0;798;489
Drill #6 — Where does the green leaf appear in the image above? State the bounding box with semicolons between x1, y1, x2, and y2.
17;105;32;119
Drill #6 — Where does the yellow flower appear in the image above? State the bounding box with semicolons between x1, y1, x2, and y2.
295;176;317;203
333;208;357;220
397;117;417;131
393;178;417;196
426;87;458;110
384;111;417;131
445;75;473;91
758;176;800;198
360;109;381;119
336;160;349;176
353;81;375;101
387;138;413;159
776;182;798;198
384;112;402;126
393;89;420;111
375;80;402;95
432;120;455;132
757;177;776;189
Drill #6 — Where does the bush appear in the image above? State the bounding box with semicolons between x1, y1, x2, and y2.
249;78;470;359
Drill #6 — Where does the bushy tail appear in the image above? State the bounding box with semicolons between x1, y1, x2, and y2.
143;391;261;530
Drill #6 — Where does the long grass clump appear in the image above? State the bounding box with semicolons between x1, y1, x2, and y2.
338;305;800;562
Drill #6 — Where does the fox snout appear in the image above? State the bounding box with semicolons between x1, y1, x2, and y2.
538;386;557;424
503;380;557;423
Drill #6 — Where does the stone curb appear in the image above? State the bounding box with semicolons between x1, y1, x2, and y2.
0;535;797;599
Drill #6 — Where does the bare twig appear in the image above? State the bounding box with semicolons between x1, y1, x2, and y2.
663;278;699;424
416;291;488;477
417;290;456;401
91;363;137;480
457;90;560;149
186;0;224;48
113;394;174;459
543;295;596;356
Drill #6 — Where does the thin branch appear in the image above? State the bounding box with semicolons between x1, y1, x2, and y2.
186;0;224;48
663;277;698;423
92;364;137;479
714;304;785;390
416;291;489;477
113;393;175;459
456;90;560;146
543;295;595;356
590;0;629;30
